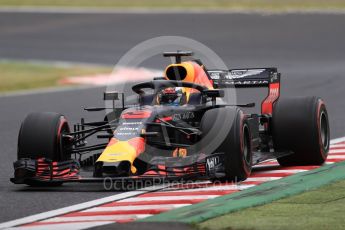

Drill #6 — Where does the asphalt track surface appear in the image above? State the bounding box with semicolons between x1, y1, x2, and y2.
0;12;345;224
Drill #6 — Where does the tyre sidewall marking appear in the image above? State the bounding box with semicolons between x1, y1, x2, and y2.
57;116;69;161
316;99;329;160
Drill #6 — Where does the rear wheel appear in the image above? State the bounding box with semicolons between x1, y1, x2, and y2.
201;107;252;181
17;112;71;186
272;97;330;166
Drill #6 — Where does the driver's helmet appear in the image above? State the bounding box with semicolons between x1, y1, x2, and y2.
157;87;187;105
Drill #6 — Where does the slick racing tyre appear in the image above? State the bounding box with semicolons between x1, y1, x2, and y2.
272;97;330;166
201;107;252;182
18;112;71;161
17;112;71;186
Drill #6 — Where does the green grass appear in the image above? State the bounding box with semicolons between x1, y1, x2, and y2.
0;60;111;92
0;0;345;10
198;179;345;230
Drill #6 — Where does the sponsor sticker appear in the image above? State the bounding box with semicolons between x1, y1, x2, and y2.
172;112;195;121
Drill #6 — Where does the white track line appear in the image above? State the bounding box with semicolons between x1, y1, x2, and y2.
41;215;152;223
0;184;167;229
330;137;345;144
7;221;115;230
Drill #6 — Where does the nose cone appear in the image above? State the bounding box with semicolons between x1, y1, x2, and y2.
97;137;145;174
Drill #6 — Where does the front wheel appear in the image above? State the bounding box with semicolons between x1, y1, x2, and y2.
17;112;71;186
201;107;252;181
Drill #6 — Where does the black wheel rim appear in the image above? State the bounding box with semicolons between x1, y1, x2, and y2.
243;124;251;164
58;120;71;160
320;111;329;150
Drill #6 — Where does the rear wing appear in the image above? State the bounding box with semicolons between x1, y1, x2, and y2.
208;68;279;88
208;68;281;114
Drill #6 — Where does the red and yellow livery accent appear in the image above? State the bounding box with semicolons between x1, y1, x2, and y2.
164;61;214;101
97;137;146;174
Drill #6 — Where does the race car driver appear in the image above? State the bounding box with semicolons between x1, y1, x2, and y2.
156;87;187;106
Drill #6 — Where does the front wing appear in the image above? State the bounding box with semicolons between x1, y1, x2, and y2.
10;154;225;185
11;150;292;186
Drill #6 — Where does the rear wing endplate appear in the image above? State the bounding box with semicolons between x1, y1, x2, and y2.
208;68;281;115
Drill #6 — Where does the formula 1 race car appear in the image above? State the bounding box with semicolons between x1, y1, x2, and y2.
11;51;330;186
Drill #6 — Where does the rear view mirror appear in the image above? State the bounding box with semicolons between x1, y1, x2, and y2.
203;89;224;98
103;91;125;110
103;91;119;101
